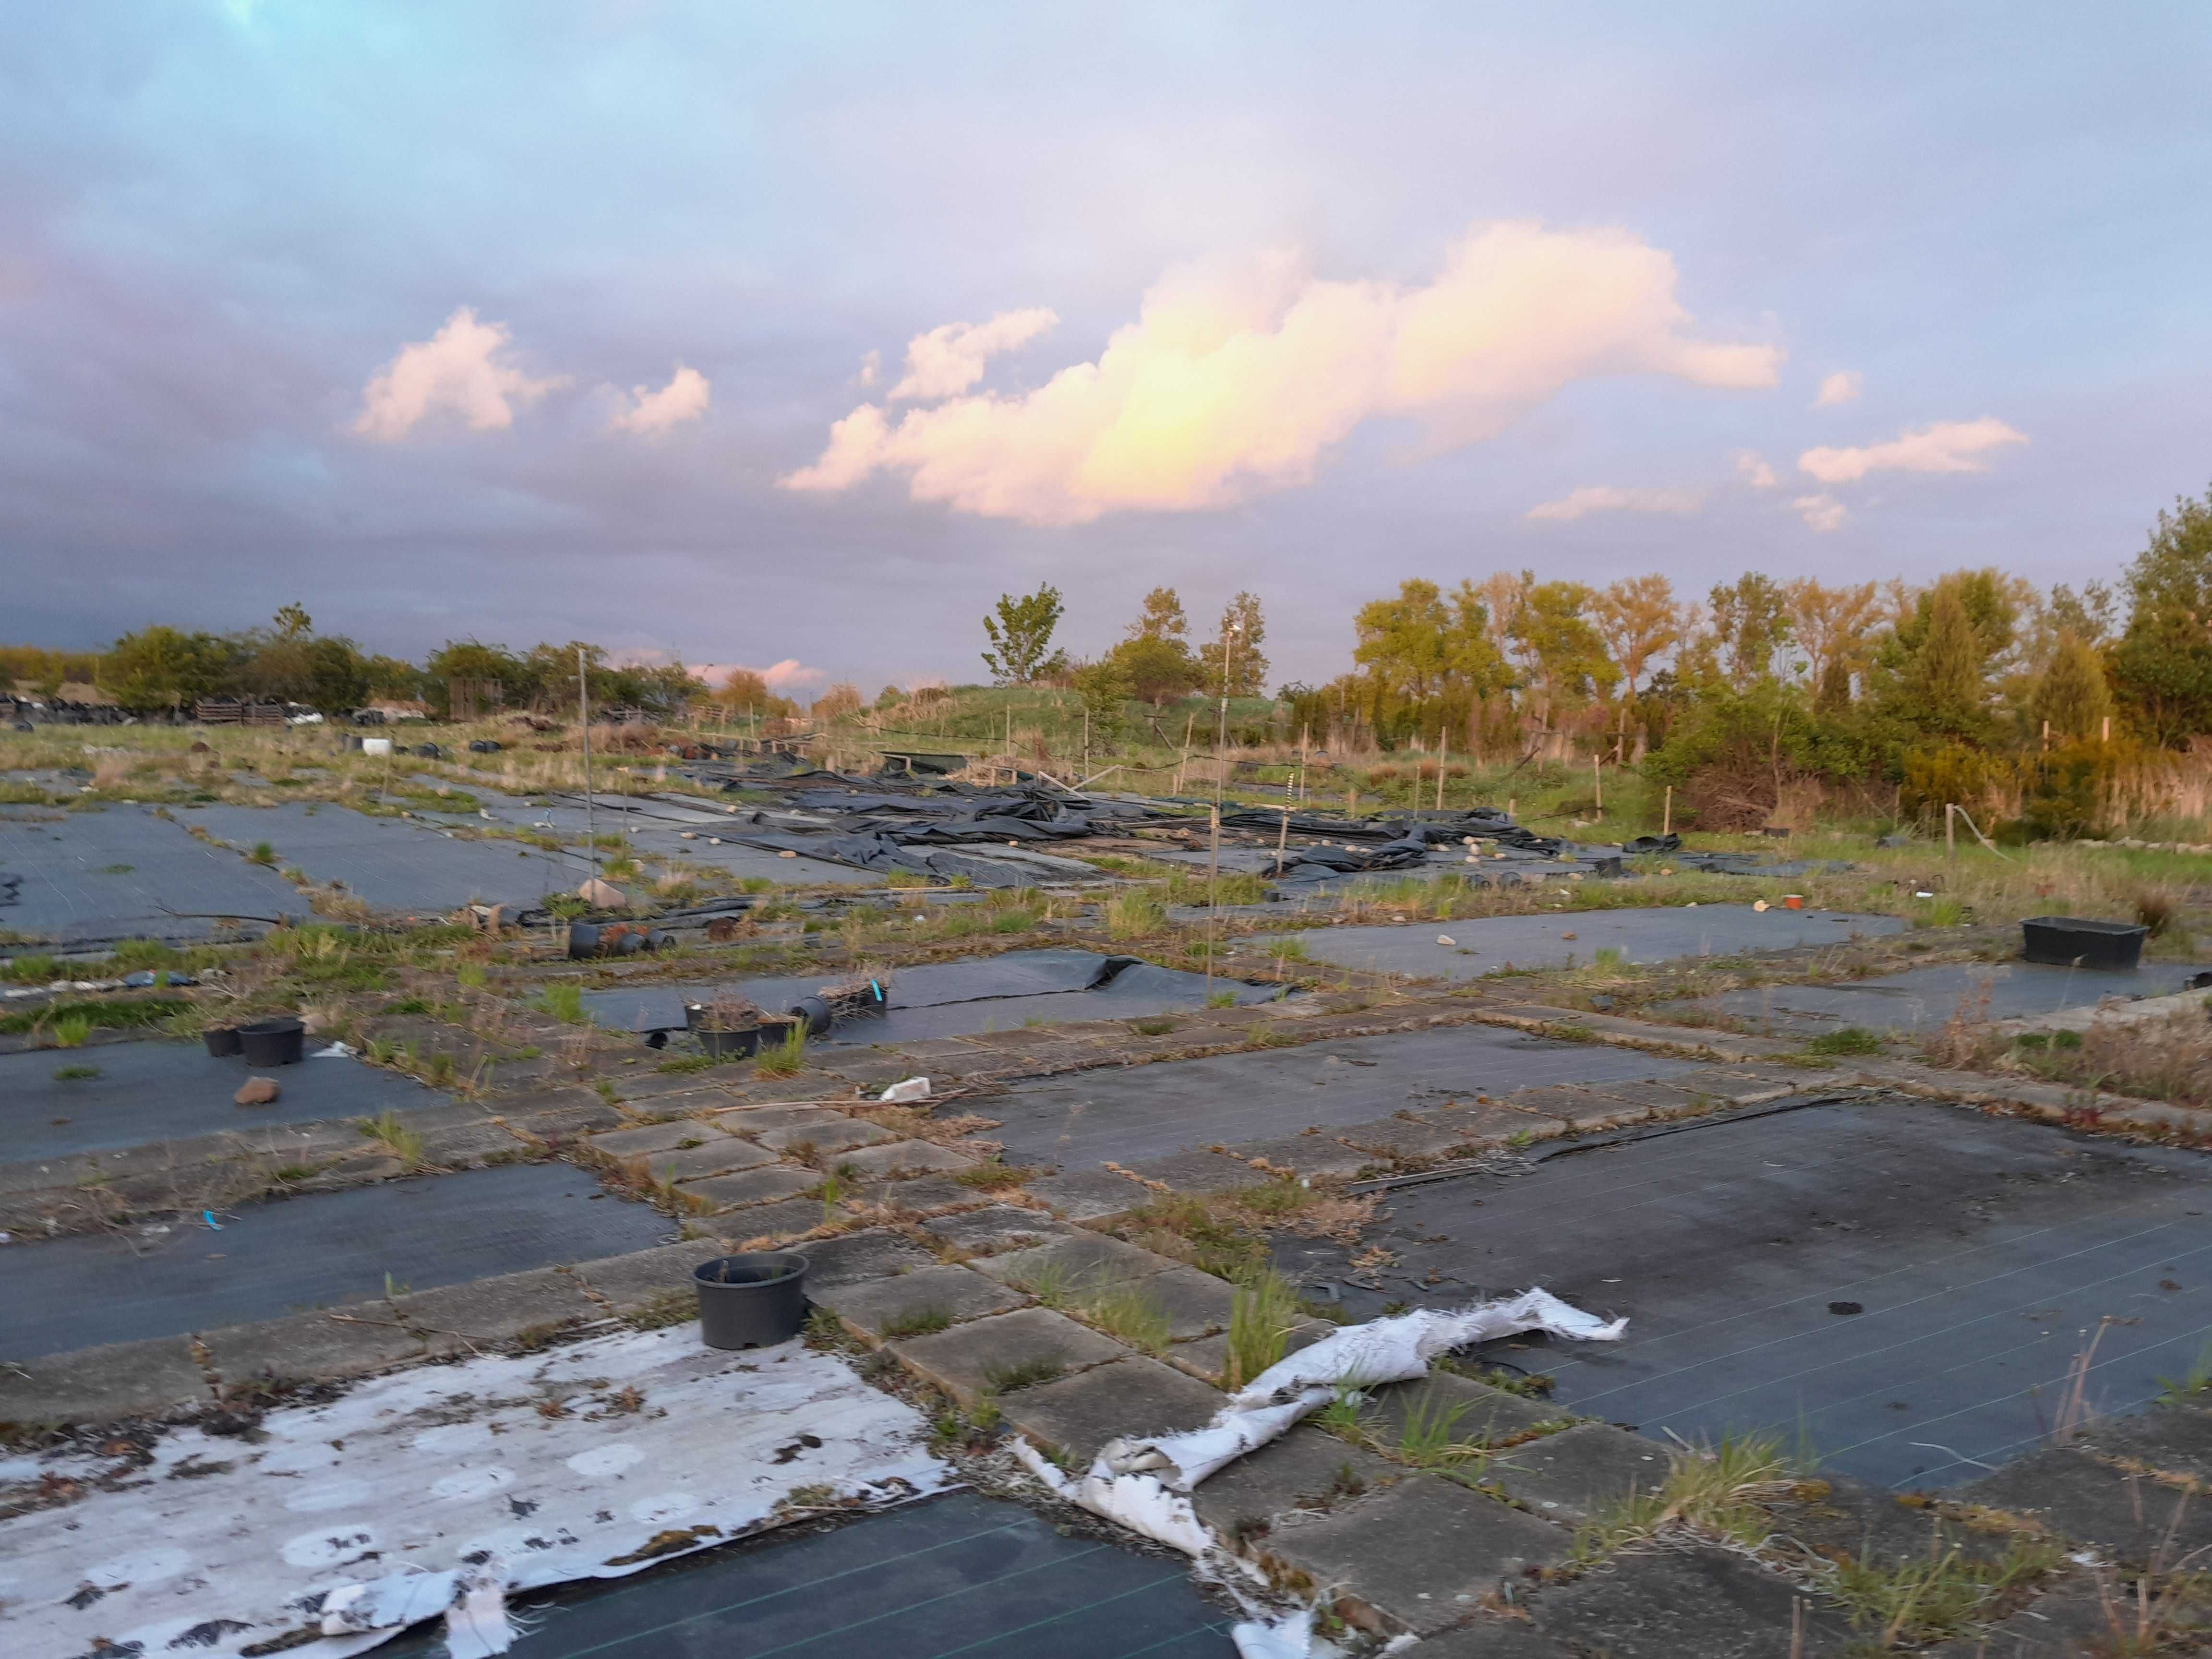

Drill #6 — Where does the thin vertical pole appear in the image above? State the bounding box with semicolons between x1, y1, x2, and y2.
1946;802;1957;862
1593;754;1603;821
1437;726;1447;810
1662;784;1672;837
579;646;596;872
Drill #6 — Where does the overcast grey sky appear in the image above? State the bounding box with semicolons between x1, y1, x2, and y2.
4;3;2207;696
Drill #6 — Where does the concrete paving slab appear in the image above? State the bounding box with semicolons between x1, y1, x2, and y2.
0;1334;208;1428
631;1135;780;1182
1532;1544;1857;1656
921;1203;1076;1255
1290;907;1904;982
1485;1422;1667;1522
0;1037;445;1163
1332;1116;1476;1161
712;1102;852;1137
997;1353;1226;1464
1123;1147;1274;1192
1224;1134;1379;1179
678;1164;819;1211
1498;1084;1647;1130
866;1173;982;1213
1360;1373;1566;1450
387;1264;602;1353
1190;1423;1396;1548
984;1022;1698;1171
891;1307;1130;1408
1953;1444;2212;1564
585;1118;726;1160
1138;1265;1239;1342
0;1161;663;1359
813;1262;1027;1342
1406;1617;1581;1657
837;1138;976;1178
1023;1168;1144;1220
795;1226;939;1288
1166;1321;1335;1388
178;800;566;910
725;1196;837;1245
201;1305;428;1389
974;1231;1185;1293
754;1117;896;1154
569;1238;728;1313
1261;1472;1570;1635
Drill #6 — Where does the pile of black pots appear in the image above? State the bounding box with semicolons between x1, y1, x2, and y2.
203;1015;306;1066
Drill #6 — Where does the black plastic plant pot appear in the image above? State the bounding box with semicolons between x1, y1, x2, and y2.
203;1025;243;1058
694;1252;809;1349
697;1024;762;1059
787;995;835;1037
2022;915;2148;971
237;1016;305;1066
567;923;602;960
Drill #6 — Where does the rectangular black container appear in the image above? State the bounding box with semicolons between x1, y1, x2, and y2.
2021;915;2148;970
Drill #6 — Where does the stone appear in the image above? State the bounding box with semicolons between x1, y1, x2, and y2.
1360;1373;1567;1451
1023;1168;1145;1220
1138;1265;1238;1342
1666;1067;1805;1106
0;1335;208;1428
1954;1446;2212;1565
587;1119;726;1161
1532;1544;1855;1656
997;1355;1225;1464
715;1104;855;1139
1260;1473;1569;1636
1425;1101;1573;1145
724;1197;836;1247
388;1266;601;1355
504;1097;629;1142
812;1263;1028;1343
680;1164;819;1212
753;1118;895;1155
865;1174;979;1214
577;877;625;907
202;1306;427;1391
233;1076;280;1106
1485;1423;1667;1523
632;1136;779;1183
1190;1424;1395;1549
1222;1135;1376;1180
1331;1117;1472;1162
1166;1321;1335;1388
835;1139;975;1178
890;1307;1128;1409
796;1226;940;1288
922;1204;1076;1256
1499;1086;1643;1131
973;1231;1185;1294
570;1238;728;1313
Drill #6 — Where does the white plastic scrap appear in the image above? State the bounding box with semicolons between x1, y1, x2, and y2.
879;1076;931;1103
311;1039;357;1058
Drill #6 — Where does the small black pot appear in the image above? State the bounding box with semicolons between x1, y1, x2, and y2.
694;1252;809;1349
697;1024;762;1059
238;1016;305;1066
2022;915;2148;971
787;995;834;1037
203;1025;243;1058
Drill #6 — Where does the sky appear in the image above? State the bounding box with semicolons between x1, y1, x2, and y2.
3;2;2209;697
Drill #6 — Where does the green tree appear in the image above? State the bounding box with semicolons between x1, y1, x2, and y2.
1108;634;1199;706
2028;630;2114;742
1511;581;1618;724
272;602;313;641
1070;658;1131;748
98;626;232;712
1686;573;1792;691
1196;592;1269;697
2110;486;2212;744
1872;569;2021;743
980;584;1068;685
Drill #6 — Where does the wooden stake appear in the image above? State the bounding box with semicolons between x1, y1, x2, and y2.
1593;754;1603;820
1946;802;1957;861
2101;715;2111;743
578;644;596;872
1437;726;1447;810
2041;718;2050;755
1662;784;1672;836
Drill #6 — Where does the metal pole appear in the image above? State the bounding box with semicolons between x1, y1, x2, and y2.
579;646;596;873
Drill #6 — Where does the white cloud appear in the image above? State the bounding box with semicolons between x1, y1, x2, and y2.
857;349;881;387
694;661;829;695
1732;449;1779;489
889;308;1059;401
1526;484;1703;522
1793;493;1848;532
785;221;1783;525
1812;370;1862;407
354;307;563;440
1797;416;2027;484
609;364;710;434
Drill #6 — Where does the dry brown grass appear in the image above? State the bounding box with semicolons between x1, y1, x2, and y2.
1925;998;2212;1112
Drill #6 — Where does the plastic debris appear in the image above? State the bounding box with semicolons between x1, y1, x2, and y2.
879;1076;931;1103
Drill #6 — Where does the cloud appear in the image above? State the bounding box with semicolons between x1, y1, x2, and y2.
609;364;710;434
1797;416;2027;484
1732;449;1779;489
354;307;563;440
1526;484;1703;522
857;349;881;387
785;221;1783;525
1812;370;1862;407
890;308;1059;401
1793;493;1848;532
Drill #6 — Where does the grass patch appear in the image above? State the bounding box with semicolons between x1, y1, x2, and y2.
249;840;277;866
752;1022;807;1079
1574;1431;1802;1560
1128;1014;1179;1036
535;982;587;1023
2;952;61;984
47;1010;93;1048
1804;1026;1884;1056
881;1306;954;1340
1225;1267;1304;1391
357;1108;425;1166
0;996;185;1036
951;1163;1031;1190
983;1354;1064;1393
1106;890;1166;940
52;1063;100;1080
1084;1281;1172;1353
653;1052;720;1074
1823;1536;2063;1648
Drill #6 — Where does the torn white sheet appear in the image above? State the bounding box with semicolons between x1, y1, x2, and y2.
0;1327;950;1659
1112;1290;1626;1491
879;1075;931;1102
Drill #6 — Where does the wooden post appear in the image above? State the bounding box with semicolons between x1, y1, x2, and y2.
2041;719;2051;755
2101;715;2111;743
1593;754;1603;821
1437;726;1447;810
1662;784;1672;836
1946;802;1957;862
1276;800;1292;872
578;645;596;872
1299;723;1310;804
1507;795;1516;821
1205;803;1222;989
